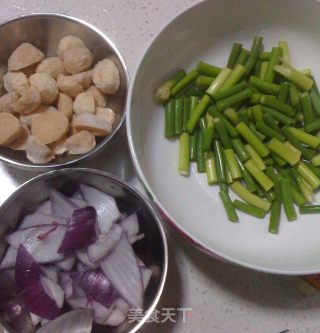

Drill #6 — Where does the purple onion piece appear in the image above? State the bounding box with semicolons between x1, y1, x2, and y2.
71;269;117;309
58;207;97;254
50;189;77;218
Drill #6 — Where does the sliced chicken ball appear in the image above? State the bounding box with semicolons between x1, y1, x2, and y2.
57;35;86;58
63;46;93;74
36;57;65;79
0;92;19;113
73;92;95;115
71;70;92;89
14;87;41;114
26;135;54;163
92;59;120;94
57;74;84;99
4;71;29;94
8;43;45;71
29;73;59;104
57;93;73;119
0;113;22;146
0;64;6;90
72;113;112;136
9;125;30;150
31;110;69;144
96;107;116;126
86;85;107;108
65;130;96;154
20;105;56;128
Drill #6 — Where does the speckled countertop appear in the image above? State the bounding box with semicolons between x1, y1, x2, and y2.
0;1;320;332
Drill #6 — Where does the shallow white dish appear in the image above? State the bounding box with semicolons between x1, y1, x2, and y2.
127;0;320;275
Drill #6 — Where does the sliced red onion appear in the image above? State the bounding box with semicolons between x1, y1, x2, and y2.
41;318;50;326
30;313;41;326
50;189;77;218
0;272;34;333
41;265;59;283
92;300;114;325
72;190;85;200
15;245;61;320
19;212;68;229
40;276;64;309
76;250;99;270
7;224;66;263
58;207;97;254
141;267;152;291
71;269;117;309
129;233;145;245
119;213;139;238
105;308;128;326
36;200;52;215
56;255;76;272
0;246;17;270
60;273;74;299
87;224;122;263
35;309;93;333
70;198;88;208
80;184;121;234
100;235;143;308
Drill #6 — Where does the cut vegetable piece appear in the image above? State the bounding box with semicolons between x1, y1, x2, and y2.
0;272;34;333
7;224;66;263
15;245;61;320
58;207;97;254
87;224;122;262
71;269;117;308
80;184;121;234
19;212;68;229
40;275;64;308
129;233;145;244
50;189;77;218
0;246;17;270
36;309;93;333
141;266;152;291
230;181;271;212
100;235;143;308
119;213;139;238
55;255;76;272
70;197;88;208
36;200;52;215
268;138;301;166
76;250;99;270
41;265;59;283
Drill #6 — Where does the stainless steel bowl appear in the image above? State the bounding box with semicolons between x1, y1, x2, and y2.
0;168;168;333
0;14;129;169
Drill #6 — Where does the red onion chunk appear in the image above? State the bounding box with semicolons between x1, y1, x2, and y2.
58;207;97;254
105;307;128;327
15;245;61;320
92;301;115;325
76;250;99;270
56;255;76;272
100;235;143;308
41;276;64;308
42;265;59;283
87;224;122;263
71;270;117;309
60;273;74;299
19;212;68;229
50;189;77;218
30;313;41;326
7;224;66;263
129;233;145;245
72;190;85;200
141;267;152;291
119;213;139;238
80;184;121;234
0;246;17;270
0;272;34;333
36;200;52;215
36;309;93;333
71;198;88;208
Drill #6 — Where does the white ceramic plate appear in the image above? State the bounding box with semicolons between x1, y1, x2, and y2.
127;0;320;274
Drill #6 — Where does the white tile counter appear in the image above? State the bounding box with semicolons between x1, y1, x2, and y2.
0;1;320;332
